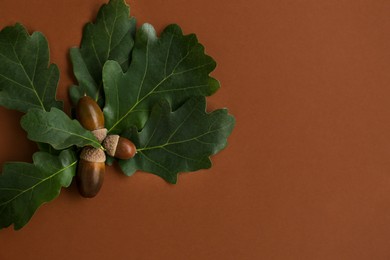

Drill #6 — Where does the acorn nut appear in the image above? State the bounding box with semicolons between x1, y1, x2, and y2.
76;146;106;198
103;135;136;160
76;95;107;142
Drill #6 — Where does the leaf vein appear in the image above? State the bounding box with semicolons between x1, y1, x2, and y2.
0;160;77;207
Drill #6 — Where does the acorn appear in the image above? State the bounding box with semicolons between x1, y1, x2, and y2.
76;95;107;142
102;135;136;160
76;146;106;198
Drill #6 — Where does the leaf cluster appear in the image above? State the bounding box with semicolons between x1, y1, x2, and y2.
0;0;235;230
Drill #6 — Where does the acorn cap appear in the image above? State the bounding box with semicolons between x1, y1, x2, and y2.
92;128;107;143
102;135;119;157
80;146;106;163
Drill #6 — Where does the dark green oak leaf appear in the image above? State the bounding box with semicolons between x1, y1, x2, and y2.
69;0;136;106
0;23;62;113
20;107;101;150
0;149;77;230
119;97;235;184
36;143;62;155
103;23;220;134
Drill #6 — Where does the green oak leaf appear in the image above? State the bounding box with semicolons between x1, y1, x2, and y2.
0;23;62;113
103;23;220;134
69;0;136;106
0;149;77;230
119;97;235;184
36;143;62;156
20;107;101;150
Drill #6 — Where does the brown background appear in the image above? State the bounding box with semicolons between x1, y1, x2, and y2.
1;0;390;259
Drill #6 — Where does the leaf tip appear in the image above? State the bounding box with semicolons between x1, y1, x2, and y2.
208;77;220;95
139;23;157;41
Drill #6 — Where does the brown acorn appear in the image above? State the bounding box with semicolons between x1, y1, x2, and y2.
102;135;136;160
76;95;107;142
76;146;106;198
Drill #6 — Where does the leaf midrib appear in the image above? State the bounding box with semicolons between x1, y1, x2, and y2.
0;160;77;207
137;123;233;152
31;123;102;149
49;126;101;148
107;40;209;133
11;34;46;111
